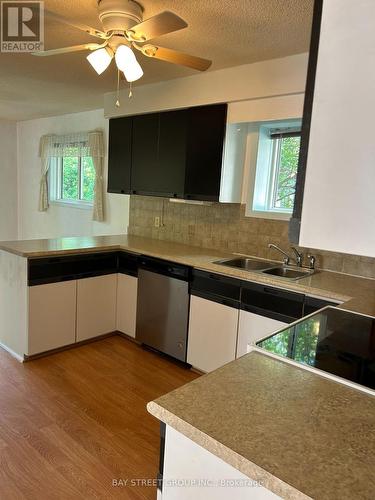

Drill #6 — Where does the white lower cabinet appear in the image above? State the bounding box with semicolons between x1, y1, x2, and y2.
116;273;138;338
162;425;280;500
187;295;239;373
236;310;287;358
76;274;117;342
28;280;77;356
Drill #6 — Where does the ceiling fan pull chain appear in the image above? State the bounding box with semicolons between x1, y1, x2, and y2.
129;82;133;99
115;69;121;108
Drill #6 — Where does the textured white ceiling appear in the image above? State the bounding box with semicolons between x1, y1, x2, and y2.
0;0;314;121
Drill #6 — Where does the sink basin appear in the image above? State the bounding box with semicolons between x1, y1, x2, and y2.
214;257;275;271
262;267;315;280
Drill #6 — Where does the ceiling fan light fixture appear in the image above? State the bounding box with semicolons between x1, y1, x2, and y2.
115;44;143;82
87;47;113;75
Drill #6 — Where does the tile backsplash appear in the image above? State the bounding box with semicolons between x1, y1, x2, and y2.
129;196;375;279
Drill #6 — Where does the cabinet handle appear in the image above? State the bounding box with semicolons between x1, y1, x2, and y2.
264;287;278;295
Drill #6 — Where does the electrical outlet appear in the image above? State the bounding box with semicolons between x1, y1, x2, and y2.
154;216;160;228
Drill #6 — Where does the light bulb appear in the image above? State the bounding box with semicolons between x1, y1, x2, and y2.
115;44;143;82
87;47;113;75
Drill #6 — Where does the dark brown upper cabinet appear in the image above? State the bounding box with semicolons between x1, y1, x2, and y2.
107;116;133;194
184;104;227;201
107;103;228;201
131;109;188;198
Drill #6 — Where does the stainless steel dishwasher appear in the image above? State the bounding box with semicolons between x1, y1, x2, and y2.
136;256;190;362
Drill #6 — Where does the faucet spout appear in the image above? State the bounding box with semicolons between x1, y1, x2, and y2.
268;244;292;265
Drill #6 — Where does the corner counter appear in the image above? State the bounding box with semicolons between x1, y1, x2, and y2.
148;350;375;499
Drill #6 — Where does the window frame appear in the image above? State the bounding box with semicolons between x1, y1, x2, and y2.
49;156;95;210
245;120;301;221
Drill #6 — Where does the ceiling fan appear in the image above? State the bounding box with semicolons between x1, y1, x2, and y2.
32;0;212;83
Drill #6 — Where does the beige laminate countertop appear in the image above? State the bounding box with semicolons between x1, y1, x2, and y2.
148;351;375;500
0;234;374;316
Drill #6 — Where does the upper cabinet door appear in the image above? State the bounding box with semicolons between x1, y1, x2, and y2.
107;117;132;194
131;113;160;195
158;109;188;198
184;104;227;201
132;111;188;197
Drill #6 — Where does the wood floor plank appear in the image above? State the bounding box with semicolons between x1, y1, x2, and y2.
0;336;198;499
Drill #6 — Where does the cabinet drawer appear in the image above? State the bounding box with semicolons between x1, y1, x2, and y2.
191;270;241;303
28;252;118;285
118;251;139;277
303;296;338;316
241;281;304;323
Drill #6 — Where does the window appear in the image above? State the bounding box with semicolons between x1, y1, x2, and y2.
50;156;95;207
247;120;301;220
269;132;300;211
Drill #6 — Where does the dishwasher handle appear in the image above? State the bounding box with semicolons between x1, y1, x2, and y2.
138;256;190;281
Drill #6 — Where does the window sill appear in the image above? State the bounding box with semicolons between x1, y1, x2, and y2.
50;200;93;211
245;208;291;221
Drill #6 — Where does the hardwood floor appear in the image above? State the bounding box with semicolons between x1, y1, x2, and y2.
0;336;198;499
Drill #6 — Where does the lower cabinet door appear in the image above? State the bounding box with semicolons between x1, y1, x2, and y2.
116;274;138;338
236;310;287;358
28;280;77;356
187;295;238;373
76;274;117;342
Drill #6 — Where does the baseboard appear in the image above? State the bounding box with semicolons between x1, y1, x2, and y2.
0;342;24;363
24;332;116;362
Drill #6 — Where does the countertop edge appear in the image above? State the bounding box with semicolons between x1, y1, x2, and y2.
147;401;312;500
0;244;124;258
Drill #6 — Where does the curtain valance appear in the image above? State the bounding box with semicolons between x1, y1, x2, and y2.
39;130;104;158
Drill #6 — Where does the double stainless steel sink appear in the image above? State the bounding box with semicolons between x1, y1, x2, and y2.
214;257;315;281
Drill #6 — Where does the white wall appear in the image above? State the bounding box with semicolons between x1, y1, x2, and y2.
299;0;375;257
0;120;18;240
105;53;308;118
17;109;129;240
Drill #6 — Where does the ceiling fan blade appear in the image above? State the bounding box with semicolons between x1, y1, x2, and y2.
45;9;107;39
137;44;212;71
126;11;187;42
31;43;103;57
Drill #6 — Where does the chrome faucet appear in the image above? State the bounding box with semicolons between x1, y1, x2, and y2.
268;244;293;266
291;247;303;267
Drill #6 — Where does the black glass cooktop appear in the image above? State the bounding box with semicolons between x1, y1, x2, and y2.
257;307;375;390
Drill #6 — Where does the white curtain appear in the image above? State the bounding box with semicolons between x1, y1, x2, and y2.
88;131;105;222
38;130;105;221
38;135;54;212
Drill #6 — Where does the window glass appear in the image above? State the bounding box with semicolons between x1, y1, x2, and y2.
62;157;79;200
82;157;95;202
272;136;300;211
50;155;95;205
